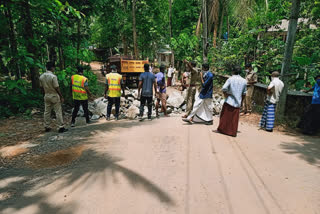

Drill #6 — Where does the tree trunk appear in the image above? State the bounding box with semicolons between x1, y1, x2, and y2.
22;0;40;90
57;21;65;69
76;18;81;64
168;0;172;39
218;4;225;40
5;1;20;78
277;0;301;117
122;0;128;56
202;0;208;63
132;0;138;59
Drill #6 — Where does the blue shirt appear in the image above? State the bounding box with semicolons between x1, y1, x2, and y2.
155;72;166;93
199;71;214;99
222;75;247;108
312;83;320;104
139;72;155;97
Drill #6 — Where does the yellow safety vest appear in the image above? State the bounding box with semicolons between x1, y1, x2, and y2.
71;74;88;100
106;73;122;97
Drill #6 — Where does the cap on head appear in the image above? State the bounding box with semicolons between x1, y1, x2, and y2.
46;61;55;71
271;71;280;77
110;65;117;70
144;63;150;71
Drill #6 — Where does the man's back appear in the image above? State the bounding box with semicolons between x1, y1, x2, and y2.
40;71;59;95
268;78;284;104
140;72;155;97
223;75;247;108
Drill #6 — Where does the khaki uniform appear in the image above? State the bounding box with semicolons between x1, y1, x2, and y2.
185;67;202;116
243;71;257;113
39;71;64;128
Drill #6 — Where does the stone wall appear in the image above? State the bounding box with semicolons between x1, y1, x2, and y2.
214;73;313;117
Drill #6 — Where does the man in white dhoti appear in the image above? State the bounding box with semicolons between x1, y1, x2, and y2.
182;63;214;125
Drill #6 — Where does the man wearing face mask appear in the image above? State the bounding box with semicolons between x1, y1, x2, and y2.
259;71;284;132
299;74;320;135
241;63;257;116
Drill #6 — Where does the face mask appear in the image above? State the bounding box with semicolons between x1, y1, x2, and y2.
317;79;320;85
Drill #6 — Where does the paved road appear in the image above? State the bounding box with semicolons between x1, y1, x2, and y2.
0;116;319;214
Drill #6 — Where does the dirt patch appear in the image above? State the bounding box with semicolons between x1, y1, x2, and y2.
0;146;29;159
26;145;87;169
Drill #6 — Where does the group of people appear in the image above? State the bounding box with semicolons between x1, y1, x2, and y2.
180;61;285;137
40;60;319;136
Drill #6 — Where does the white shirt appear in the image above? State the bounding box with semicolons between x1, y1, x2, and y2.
222;75;247;108
168;67;174;78
267;77;284;104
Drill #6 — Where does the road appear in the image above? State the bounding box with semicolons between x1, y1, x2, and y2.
0;116;319;214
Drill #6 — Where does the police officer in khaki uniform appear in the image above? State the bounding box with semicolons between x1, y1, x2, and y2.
241;63;258;116
39;61;68;133
182;60;202;118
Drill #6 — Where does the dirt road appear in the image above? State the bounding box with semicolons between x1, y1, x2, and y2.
0;116;319;214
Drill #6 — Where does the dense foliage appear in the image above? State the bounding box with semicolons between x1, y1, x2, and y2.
0;0;319;117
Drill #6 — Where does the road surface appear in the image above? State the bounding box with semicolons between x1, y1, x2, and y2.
0;116;319;214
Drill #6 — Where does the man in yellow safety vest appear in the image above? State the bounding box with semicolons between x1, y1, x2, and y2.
71;65;92;127
105;65;125;120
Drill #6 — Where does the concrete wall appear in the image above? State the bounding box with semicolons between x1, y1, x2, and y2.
214;73;313;117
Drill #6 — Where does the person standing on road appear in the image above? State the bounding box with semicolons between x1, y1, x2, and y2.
105;65;125;121
155;65;169;117
71;65;92;127
182;63;214;125
167;64;174;87
241;63;257;116
182;60;202;119
217;65;247;137
259;71;284;132
138;64;158;120
298;74;320;135
39;61;68;133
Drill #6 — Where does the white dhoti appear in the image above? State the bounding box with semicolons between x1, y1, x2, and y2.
187;97;213;123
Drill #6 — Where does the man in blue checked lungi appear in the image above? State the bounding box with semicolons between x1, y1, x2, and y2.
259;72;284;132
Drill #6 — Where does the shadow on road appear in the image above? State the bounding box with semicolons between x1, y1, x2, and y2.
0;120;175;214
280;132;320;168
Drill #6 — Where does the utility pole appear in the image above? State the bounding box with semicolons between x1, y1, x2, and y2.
277;0;301;117
202;0;208;63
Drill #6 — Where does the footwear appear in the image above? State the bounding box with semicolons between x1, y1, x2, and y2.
58;127;68;133
205;121;213;125
86;120;91;124
71;123;75;127
182;118;193;124
106;117;110;121
148;116;152;121
240;112;246;116
138;116;143;121
266;129;273;132
115;117;119;121
45;127;51;132
245;112;251;116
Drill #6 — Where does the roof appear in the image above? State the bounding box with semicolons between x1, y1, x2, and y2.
267;18;317;32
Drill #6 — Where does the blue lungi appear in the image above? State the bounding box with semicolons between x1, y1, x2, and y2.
259;102;276;131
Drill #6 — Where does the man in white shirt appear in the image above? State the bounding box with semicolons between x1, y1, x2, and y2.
167;64;173;86
217;65;247;137
259;71;284;132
